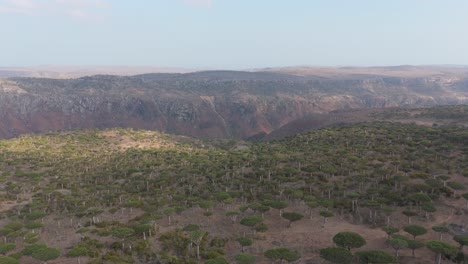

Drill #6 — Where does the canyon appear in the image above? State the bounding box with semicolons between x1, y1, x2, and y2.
0;67;467;139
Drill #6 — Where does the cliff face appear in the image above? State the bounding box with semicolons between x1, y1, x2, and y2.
0;71;467;139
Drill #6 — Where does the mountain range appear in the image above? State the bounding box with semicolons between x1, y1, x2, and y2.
0;66;467;139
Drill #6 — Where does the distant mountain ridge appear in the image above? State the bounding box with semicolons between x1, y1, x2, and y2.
0;67;467;139
0;66;196;79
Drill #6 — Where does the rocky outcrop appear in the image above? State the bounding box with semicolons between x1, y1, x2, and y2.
0;71;467;139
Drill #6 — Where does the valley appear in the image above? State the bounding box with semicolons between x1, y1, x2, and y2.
3;0;468;263
1;67;467;140
0;68;467;263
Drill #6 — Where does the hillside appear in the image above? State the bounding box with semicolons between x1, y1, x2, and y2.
263;105;468;140
0;121;466;263
1;67;467;139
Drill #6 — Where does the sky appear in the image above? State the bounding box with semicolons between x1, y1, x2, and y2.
1;0;468;69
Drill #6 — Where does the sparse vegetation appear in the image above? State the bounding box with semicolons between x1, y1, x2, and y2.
0;116;466;263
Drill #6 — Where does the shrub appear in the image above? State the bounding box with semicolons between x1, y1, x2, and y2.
320;247;353;264
0;256;18;264
67;247;88;257
355;250;397;263
205;256;228;264
0;244;15;255
31;247;60;262
24;222;43;229
111;227;135;239
234;253;255;264
3;223;22;232
240;216;262;227
21;244;48;256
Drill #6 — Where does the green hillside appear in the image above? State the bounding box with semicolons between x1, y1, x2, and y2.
0;122;466;263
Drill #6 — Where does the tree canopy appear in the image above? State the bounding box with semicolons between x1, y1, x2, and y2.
333;232;366;250
320;247;353;264
404;225;428;239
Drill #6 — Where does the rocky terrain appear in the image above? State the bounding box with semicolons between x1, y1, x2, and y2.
0;67;467;139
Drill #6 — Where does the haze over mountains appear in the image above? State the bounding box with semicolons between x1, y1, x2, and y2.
0;66;467;140
0;66;196;79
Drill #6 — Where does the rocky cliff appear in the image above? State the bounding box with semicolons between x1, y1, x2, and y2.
0;70;467;139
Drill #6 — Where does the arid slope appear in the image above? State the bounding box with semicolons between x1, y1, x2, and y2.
0;67;467;139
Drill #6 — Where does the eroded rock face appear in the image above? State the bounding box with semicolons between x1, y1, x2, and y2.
0;71;467;139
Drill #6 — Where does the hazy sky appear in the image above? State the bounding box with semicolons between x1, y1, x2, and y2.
1;0;468;68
